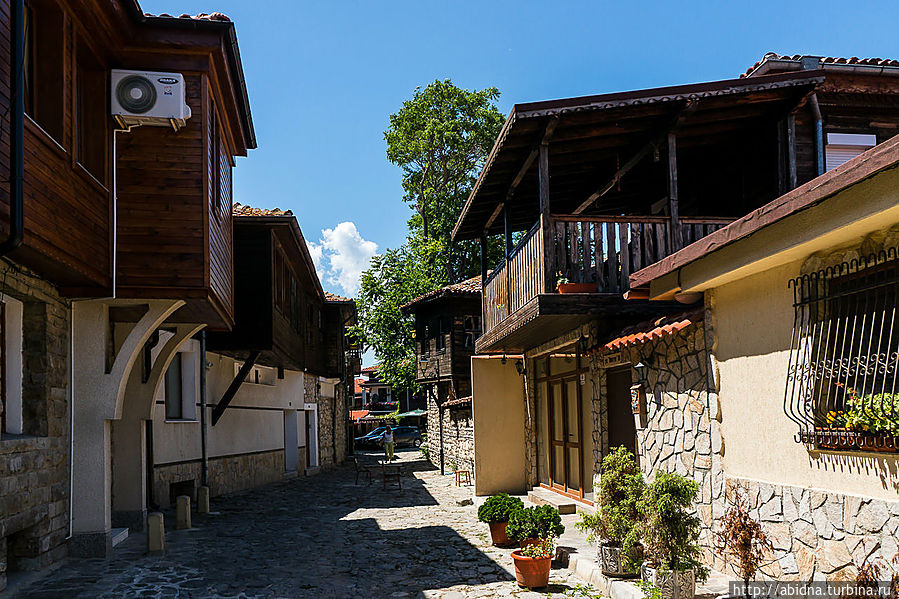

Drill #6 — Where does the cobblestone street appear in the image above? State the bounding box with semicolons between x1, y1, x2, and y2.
12;450;597;599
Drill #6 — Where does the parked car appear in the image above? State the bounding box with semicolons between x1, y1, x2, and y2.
354;426;422;449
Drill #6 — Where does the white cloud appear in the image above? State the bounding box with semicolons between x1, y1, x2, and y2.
309;222;378;296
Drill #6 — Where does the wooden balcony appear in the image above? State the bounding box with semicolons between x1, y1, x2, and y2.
480;215;732;351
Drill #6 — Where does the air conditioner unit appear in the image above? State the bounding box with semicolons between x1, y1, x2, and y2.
110;69;192;131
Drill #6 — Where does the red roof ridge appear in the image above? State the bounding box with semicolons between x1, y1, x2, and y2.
232;202;293;217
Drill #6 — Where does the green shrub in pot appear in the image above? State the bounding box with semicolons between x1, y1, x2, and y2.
576;446;644;575
505;505;565;542
477;493;524;524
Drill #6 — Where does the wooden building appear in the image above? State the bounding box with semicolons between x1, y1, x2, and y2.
455;55;899;505
401;277;483;472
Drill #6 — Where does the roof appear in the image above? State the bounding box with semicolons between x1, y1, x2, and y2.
400;276;482;313
324;291;353;303
743;53;899;78
629;133;899;293
452;70;824;241
354;378;364;394
592;309;703;354
127;1;256;150
442;396;472;409
350;410;369;422
361;365;379;373
232;203;293;217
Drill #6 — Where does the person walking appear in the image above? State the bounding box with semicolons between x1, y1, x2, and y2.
381;425;395;462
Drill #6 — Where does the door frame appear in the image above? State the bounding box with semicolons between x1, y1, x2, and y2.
536;351;588;500
303;402;319;468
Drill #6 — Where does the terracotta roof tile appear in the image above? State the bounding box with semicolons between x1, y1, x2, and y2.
593;309;703;353
442;396;472;408
324;291;352;303
742;53;899;77
400;276;482;311
232;202;293;217
144;11;231;22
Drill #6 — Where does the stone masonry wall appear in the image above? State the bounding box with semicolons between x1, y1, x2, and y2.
425;394;474;472
0;261;71;590
591;316;899;582
153;449;286;508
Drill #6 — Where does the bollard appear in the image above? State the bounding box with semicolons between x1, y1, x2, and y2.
197;486;210;514
147;512;165;554
175;495;191;530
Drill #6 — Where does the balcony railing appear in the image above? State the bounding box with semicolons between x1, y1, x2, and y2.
482;215;733;337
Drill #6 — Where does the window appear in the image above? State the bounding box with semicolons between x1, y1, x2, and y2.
434;318;446;352
825;133;877;172
75;38;107;182
24;0;64;142
210;107;232;216
784;249;899;451
464;315;481;349
164;351;198;421
0;298;24;437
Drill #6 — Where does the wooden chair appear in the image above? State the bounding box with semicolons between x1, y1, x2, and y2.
380;460;403;490
350;456;373;486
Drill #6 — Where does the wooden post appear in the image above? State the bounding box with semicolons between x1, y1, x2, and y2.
503;206;512;259
786;114;797;190
667;133;682;252
539;142;554;293
479;235;487;335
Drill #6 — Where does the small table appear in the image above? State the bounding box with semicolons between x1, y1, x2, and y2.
455;470;471;486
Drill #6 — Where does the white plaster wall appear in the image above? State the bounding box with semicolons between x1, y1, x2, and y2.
153;351;305;465
714;261;899;500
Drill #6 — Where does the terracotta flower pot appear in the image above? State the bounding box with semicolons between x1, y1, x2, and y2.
641;563;696;599
557;282;597;294
511;549;551;589
488;521;515;547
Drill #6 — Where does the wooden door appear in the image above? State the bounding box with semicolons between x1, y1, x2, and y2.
548;375;584;497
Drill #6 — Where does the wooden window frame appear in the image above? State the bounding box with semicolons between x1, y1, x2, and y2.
74;34;107;184
24;0;65;144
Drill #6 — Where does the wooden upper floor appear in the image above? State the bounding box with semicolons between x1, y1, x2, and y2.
206;206;357;377
0;0;254;327
401;277;482;385
453;60;899;353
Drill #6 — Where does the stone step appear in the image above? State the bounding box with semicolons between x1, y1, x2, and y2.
526;487;579;514
111;527;129;548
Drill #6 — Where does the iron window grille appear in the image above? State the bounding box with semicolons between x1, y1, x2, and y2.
784;247;899;452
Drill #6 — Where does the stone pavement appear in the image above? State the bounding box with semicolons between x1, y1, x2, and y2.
9;449;603;599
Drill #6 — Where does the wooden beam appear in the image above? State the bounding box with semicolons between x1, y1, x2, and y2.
786;114;797;190
573;101;697;215
211;350;260;425
484;118;559;233
539;141;554;293
667;132;682;252
504;207;512;258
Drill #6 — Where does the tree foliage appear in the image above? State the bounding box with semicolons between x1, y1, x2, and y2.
354;80;505;390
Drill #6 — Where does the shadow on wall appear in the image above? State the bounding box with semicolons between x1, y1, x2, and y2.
808;451;899;492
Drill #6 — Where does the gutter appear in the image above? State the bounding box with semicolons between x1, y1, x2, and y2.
0;0;25;257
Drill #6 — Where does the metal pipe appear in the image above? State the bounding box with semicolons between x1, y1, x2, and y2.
199;331;208;487
809;93;825;176
1;0;25;257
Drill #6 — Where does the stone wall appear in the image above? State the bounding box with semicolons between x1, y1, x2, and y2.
425;394;474;472
153;449;286;507
0;261;70;590
591;316;899;581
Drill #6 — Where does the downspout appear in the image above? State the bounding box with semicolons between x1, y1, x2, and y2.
809;93;825;176
199;331;208;487
1;0;25;258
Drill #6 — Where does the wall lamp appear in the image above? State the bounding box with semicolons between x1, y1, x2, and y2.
515;359;526;376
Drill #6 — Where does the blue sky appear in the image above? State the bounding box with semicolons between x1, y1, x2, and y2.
144;0;899;300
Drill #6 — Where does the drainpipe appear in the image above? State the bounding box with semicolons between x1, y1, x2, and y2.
1;0;25;257
809;93;825;176
199;331;208;487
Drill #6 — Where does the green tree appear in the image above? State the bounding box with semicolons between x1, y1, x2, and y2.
384;79;505;282
355;80;506;391
353;240;445;391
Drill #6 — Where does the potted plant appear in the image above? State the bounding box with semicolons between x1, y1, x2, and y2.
511;537;554;589
576;446;645;577
477;493;524;547
819;388;899;452
555;271;596;294
506;504;565;548
715;488;771;597
638;471;709;599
